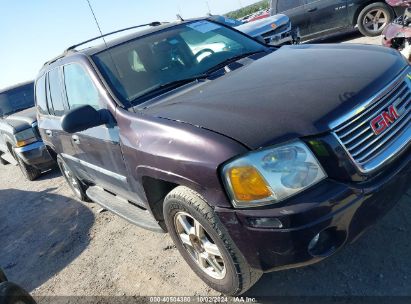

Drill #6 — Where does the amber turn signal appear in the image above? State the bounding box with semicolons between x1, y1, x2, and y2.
228;166;272;202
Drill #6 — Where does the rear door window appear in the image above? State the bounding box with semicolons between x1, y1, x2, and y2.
277;0;304;12
35;75;48;115
63;63;100;110
48;67;66;116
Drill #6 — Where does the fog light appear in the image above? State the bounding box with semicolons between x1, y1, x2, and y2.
308;233;320;252
308;228;346;257
247;217;283;229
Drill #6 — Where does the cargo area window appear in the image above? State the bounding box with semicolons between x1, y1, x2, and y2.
47;68;66;116
35;75;49;115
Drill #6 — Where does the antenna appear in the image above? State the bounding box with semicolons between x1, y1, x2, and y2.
176;14;184;22
205;1;211;14
86;0;109;49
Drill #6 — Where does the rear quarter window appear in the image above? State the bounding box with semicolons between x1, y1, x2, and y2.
35;75;48;115
47;68;66;116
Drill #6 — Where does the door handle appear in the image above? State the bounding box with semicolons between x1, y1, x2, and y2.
45;130;53;137
307;7;318;12
72;135;80;145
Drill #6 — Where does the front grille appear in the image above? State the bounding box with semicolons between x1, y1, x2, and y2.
261;22;290;38
333;70;411;172
32;122;41;140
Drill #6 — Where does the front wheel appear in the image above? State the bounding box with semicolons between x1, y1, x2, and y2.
357;3;393;37
163;186;262;296
57;155;88;201
13;150;41;181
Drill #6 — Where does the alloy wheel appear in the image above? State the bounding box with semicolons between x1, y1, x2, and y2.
363;9;388;34
61;162;81;197
174;212;226;280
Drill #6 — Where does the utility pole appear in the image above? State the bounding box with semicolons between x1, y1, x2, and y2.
238;0;243;8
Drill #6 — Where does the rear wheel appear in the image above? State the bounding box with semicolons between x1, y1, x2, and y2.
163;186;262;296
13;151;41;181
357;3;393;37
57;155;88;201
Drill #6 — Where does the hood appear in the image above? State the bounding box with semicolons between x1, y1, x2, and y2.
235;14;289;37
142;44;408;149
4;107;37;133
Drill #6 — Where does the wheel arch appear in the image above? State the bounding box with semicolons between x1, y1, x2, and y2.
138;166;228;231
352;1;394;26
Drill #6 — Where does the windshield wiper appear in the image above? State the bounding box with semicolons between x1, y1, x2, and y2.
206;50;266;74
131;74;209;104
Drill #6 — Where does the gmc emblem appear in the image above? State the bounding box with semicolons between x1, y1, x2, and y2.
370;103;403;136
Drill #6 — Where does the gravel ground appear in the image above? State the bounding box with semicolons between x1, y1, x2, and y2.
1;32;410;300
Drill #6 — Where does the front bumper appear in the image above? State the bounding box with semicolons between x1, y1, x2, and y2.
14;141;54;170
215;151;411;272
265;27;300;46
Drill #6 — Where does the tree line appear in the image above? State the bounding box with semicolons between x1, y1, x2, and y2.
226;0;270;19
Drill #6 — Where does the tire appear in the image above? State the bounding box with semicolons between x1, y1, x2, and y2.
357;2;393;37
57;155;89;201
13;151;41;181
163;186;262;296
0;282;36;304
0;154;8;165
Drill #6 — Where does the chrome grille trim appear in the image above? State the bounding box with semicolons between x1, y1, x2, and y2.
32;122;41;140
331;68;411;173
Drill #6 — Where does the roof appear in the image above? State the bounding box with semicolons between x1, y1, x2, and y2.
42;18;207;69
0;81;34;94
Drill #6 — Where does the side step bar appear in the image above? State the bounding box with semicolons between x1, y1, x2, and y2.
0;152;17;166
86;186;164;233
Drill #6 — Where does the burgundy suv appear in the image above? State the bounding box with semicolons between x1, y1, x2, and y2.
35;18;411;295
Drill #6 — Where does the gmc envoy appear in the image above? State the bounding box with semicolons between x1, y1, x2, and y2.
35;19;411;295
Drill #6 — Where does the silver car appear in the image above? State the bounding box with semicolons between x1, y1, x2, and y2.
209;14;300;45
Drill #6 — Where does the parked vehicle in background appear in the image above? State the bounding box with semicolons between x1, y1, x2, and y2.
246;9;270;22
0;82;54;180
270;0;404;39
37;18;411;295
382;0;411;60
210;14;300;45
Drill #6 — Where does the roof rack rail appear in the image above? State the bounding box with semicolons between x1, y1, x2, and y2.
66;21;165;52
42;49;76;67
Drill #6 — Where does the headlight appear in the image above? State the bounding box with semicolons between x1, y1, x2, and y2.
222;140;327;208
14;128;37;147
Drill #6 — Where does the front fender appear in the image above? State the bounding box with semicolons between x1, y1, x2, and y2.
116;108;248;208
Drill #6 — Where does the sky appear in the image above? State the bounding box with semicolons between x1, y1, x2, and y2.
0;0;260;90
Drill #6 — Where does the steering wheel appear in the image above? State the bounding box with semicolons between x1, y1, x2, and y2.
194;48;215;61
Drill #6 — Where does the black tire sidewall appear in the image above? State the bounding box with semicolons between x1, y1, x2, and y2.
13;151;40;181
164;195;240;294
0;155;8;165
358;3;393;37
0;282;36;304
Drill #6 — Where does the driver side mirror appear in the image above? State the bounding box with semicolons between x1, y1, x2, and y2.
61;105;111;134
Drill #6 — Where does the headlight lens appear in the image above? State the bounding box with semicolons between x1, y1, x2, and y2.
14;128;37;147
222;140;327;208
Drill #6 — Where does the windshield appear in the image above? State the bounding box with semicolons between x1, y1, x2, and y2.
93;20;266;106
0;83;34;117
